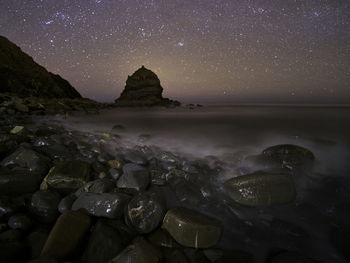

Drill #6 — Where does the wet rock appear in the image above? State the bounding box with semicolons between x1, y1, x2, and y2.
124;150;148;165
203;249;254;263
10;126;25;134
224;173;296;206
58;194;77;213
75;178;115;196
147;229;179;248
109;168;121;180
30;190;61;224
268;251;318;263
162;207;223;248
41;160;91;194
162;247;189;263
159;151;180;164
108;159;124;169
82;220;125;263
8;214;32;231
72;192;130;219
0;170;42;194
35;144;73;161
125;191;166;234
26;231;48;259
262;144;315;170
0;146;51;175
173;179;203;205
41;211;91;260
109;237;162;263
0;241;29;263
0;228;23;242
117;163;150;193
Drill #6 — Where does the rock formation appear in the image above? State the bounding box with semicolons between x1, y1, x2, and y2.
0;35;81;98
115;66;180;107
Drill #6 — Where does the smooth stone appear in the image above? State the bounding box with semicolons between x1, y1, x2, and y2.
8;214;32;231
0;241;29;263
162;247;189;263
41;160;91;194
124;150;148;165
75;178;115;196
0;170;42;195
58;194;77;213
109;237;162;263
108;159;124;169
109;168;121;180
125;191;166;234
0;147;51;175
41;211;91;260
30;190;61;224
203;249;254;263
35;144;72;160
224;173;296;206
10;126;24;134
0;229;23;242
147;229;179;248
82;220;125;263
162;207;223;248
72;192;130;219
262;144;315;169
117;163;150;193
159;151;179;164
26;231;48;259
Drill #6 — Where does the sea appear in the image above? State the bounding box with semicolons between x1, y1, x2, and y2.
54;104;350;263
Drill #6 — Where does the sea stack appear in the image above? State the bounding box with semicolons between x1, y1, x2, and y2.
115;66;180;107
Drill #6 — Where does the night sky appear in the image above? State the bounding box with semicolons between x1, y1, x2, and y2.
1;0;349;103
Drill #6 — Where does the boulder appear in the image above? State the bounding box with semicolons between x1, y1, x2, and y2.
30;190;61;224
8;214;32;231
162;207;222;248
0;170;42;194
117;163;150;193
72;192;130;219
109;237;162;263
0;146;51;175
41;161;91;194
115;66;180;107
41;211;91;260
262;144;315;169
125;191;166;234
224;173;296;206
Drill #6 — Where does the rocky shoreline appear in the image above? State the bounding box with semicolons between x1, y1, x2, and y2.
0;110;348;263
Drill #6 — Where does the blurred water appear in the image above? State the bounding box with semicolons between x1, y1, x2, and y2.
56;105;350;262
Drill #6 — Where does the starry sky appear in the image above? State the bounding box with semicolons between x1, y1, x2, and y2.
0;0;349;103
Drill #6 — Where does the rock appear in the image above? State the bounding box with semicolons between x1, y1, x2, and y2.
30;190;61;224
72;192;130;219
124;150;148;165
109;168;121;180
0;35;82;98
125;191;166;234
203;249;254;263
162;247;189;263
0;146;51;175
109;237;162;263
162;207;223;248
75;178;115;196
58;194;77;213
224;173;296;206
82;220;125;263
108;159;124;169
0;229;23;242
114;66;180;107
268;251;318;263
147;229;179;248
0;241;29;263
262;144;315;169
0;170;42;194
8;214;32;231
117;163;150;193
41;161;91;194
10;126;24;134
41;211;91;260
26;231;48;259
